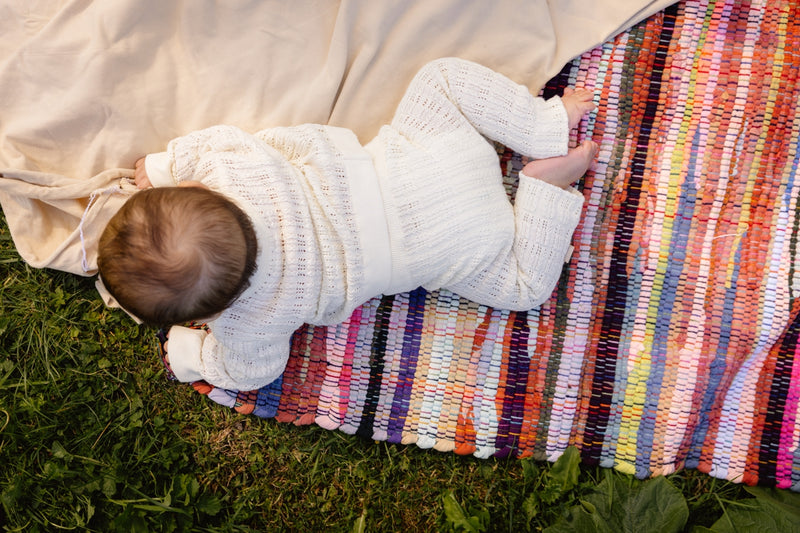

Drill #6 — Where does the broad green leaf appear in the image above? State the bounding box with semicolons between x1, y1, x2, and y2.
549;447;581;493
545;475;688;533
521;456;540;482
196;493;223;516
523;493;539;521
102;476;117;498
744;486;800;516
443;491;486;533
352;508;367;533
708;486;800;533
51;441;70;460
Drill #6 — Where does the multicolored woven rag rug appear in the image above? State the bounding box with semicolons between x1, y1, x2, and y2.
186;0;800;489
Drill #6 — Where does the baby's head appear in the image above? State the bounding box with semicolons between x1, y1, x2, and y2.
98;185;258;327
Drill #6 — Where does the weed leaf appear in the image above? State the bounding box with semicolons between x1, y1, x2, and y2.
548;447;581;493
195;493;223;516
352;508;367;533
443;491;488;532
707;486;800;533
744;485;800;516
544;474;688;533
51;441;70;460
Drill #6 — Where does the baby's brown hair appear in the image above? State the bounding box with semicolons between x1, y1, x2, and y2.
97;186;258;327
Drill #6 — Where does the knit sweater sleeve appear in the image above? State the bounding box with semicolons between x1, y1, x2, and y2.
166;325;290;390
391;57;569;159
142;125;278;187
169;125;276;185
446;176;584;310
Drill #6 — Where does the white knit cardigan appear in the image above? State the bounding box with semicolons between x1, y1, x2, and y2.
146;58;585;390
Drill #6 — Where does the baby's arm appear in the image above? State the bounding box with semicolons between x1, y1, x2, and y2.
161;326;207;383
165;325;291;390
135;125;271;189
136;150;177;188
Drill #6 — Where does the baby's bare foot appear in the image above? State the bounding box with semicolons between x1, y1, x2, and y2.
521;140;598;189
562;87;596;129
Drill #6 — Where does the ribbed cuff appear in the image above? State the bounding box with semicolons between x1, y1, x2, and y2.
515;176;584;227
526;96;570;159
166;326;208;382
144;152;175;187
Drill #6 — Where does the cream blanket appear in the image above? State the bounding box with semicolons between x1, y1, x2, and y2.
0;0;672;276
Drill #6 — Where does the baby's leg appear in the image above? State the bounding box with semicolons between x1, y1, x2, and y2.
521;140;598;190
390;58;581;160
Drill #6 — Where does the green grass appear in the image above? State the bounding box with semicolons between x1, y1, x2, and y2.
1;211;797;532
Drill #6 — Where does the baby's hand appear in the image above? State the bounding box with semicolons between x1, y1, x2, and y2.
561;88;596;130
134;157;153;189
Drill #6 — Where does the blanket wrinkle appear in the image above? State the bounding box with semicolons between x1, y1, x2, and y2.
0;167;135;276
78;183;126;273
0;0;673;276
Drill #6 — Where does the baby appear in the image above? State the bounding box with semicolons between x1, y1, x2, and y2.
98;58;597;390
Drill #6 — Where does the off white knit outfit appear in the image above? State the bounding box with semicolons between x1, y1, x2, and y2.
145;58;585;390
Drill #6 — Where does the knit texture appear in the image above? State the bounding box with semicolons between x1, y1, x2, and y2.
369;58;579;304
188;0;800;490
163;58;582;390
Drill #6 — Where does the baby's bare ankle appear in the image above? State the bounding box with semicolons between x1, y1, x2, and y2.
521;141;598;189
